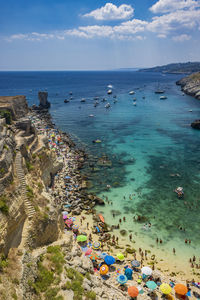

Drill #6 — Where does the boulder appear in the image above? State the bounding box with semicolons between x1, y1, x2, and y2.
191;120;200;129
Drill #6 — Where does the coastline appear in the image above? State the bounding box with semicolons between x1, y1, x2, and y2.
29;104;200;296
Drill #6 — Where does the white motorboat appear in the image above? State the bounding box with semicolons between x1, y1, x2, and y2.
107;84;113;89
105;103;111;108
107;89;112;95
81;98;86;102
160;96;167;100
129;91;135;95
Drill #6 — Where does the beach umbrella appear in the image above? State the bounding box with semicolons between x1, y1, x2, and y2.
62;211;68;215
128;286;139;298
174;284;188;295
146;281;157;290
65;219;73;227
124;268;133;280
89;253;99;261
72;224;79;230
77;235;87;242
85;248;92;256
100;264;109;275
104;255;116;265
160;283;172;295
63;215;68;220
117;274;127;285
100;252;108;260
116;253;125;261
131;260;140;268
141;266;152;276
92;241;101;250
98;214;105;223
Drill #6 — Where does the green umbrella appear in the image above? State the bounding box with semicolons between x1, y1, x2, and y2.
77;235;87;242
146;281;157;290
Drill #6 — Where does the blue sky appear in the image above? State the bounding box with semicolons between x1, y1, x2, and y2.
0;0;200;70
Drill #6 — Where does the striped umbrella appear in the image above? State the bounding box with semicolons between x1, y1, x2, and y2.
92;241;101;250
89;253;100;261
131;260;140;268
85;248;92;256
117;274;127;285
72;224;79;230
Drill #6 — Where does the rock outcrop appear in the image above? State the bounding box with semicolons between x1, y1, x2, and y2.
191;120;200;129
38;91;50;109
176;72;200;100
0;95;28;120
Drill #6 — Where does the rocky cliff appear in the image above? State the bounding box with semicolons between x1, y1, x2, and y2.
176;72;200;100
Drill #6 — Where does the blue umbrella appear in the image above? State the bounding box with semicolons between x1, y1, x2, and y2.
131;260;140;268
124;268;133;280
117;274;127;285
146;281;157;290
100;252;108;259
104;255;116;265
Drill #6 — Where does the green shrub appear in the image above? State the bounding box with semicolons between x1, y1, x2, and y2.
26;186;34;199
85;291;96;300
0;195;9;215
65;281;71;290
32;262;54;293
0;254;9;271
47;246;65;274
0;168;5;175
0;110;12;124
45;288;59;300
85;272;91;281
26;161;34;171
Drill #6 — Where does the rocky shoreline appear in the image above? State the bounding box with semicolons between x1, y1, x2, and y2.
176;72;200;129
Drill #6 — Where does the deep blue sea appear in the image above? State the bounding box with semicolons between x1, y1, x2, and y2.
1;71;200;270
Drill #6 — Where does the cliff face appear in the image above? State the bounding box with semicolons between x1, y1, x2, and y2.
0;96;63;255
176;72;200;100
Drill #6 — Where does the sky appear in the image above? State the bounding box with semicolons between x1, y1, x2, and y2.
0;0;200;70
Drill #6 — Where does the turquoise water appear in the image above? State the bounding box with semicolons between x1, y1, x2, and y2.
0;71;200;267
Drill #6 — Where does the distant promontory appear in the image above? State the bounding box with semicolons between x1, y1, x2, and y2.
139;61;200;74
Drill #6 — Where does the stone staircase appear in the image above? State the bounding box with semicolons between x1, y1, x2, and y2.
15;151;35;248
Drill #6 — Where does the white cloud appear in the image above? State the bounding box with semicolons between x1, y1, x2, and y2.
83;3;134;20
172;34;191;41
150;0;200;14
147;9;200;35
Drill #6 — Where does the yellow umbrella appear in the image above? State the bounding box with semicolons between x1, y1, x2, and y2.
100;264;109;275
116;253;125;261
160;283;172;295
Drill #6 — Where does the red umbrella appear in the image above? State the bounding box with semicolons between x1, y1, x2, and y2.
85;248;92;256
65;219;73;227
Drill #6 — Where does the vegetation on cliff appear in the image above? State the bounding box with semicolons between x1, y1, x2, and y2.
140;61;200;74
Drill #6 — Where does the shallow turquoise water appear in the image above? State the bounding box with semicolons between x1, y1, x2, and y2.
0;70;200;266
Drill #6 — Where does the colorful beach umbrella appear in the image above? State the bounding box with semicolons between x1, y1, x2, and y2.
117;274;127;285
104;255;116;265
100;264;109;275
72;224;79;230
100;252;108;260
98;214;105;223
174;284;188;295
65;219;73;226
116;253;125;261
160;283;172;295
85;248;92;256
63;215;68;220
92;241;101;250
77;235;87;242
89;253;99;261
141;266;152;276
146;281;157;290
128;286;139;298
131;260;140;268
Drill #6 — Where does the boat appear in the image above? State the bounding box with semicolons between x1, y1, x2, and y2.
89;114;94;117
107;84;113;89
69;91;73;95
129;91;135;95
102;98;107;102
80;98;86;102
94;96;99;100
94;101;99;107
107;89;112;95
160;95;167;100
189;109;193;112
113;99;117;103
105;103;110;108
70;97;73;100
64;99;70;103
155;89;165;94
113;95;117;98
133;102;137;106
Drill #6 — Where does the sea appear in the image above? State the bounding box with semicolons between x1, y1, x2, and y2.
1;70;200;271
